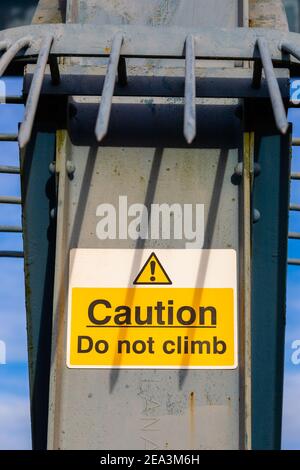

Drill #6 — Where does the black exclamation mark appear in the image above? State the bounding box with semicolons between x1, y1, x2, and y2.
150;260;156;282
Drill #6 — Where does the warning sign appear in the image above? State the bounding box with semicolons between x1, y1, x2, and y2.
67;249;237;369
133;252;172;285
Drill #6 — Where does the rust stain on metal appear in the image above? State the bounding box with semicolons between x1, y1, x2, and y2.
70;0;79;23
32;0;66;24
189;391;196;448
249;0;289;31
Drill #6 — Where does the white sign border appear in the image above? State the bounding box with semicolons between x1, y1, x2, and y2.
66;249;238;370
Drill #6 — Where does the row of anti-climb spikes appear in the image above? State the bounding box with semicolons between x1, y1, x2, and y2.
0;32;300;260
96;33;294;145
1;32;300;148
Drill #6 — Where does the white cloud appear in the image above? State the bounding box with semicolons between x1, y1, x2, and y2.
285;327;300;346
0;259;28;363
0;393;31;449
0;307;28;363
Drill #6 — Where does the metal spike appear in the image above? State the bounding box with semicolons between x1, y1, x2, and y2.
184;34;196;144
18;35;54;149
95;32;123;142
257;37;288;135
0;36;31;76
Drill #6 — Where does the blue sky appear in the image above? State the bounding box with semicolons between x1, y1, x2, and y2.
0;78;31;449
281;108;300;450
0;77;299;449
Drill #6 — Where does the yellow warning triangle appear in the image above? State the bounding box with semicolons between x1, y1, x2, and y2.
133;252;172;285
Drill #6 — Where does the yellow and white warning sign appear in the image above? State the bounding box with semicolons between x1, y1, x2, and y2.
67;249;238;369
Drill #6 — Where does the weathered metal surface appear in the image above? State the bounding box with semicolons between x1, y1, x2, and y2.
2;24;300;62
249;0;289;30
48;128;241;450
32;0;66;24
66;0;239;28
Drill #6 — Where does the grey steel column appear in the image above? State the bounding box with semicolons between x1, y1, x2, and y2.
47;0;244;450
